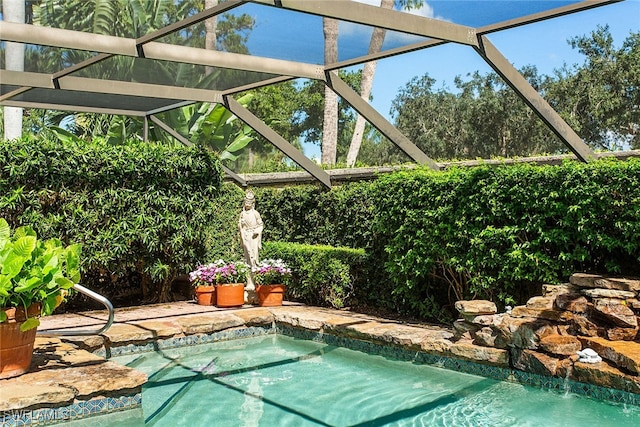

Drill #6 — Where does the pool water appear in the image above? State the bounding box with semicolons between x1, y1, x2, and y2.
107;334;638;427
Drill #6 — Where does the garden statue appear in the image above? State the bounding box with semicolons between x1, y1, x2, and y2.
239;190;263;302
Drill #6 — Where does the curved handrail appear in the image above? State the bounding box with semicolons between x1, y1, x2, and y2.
37;284;115;336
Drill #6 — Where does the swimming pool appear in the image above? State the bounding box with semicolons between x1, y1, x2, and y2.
105;333;639;427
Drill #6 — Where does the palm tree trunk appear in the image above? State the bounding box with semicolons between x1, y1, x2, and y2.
204;0;218;76
346;0;394;167
3;0;25;141
321;17;339;165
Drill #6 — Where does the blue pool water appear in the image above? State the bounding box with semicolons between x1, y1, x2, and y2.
104;334;638;426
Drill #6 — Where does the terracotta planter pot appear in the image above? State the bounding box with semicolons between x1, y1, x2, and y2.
256;284;286;307
0;306;40;379
216;283;245;308
194;285;216;306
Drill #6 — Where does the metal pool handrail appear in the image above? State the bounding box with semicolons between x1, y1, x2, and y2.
38;284;115;336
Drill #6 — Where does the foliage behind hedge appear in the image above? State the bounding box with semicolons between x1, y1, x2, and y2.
0;136;243;305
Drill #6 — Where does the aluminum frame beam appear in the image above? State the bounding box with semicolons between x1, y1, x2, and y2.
141;42;325;81
475;36;596;161
221;75;296;96
223;96;332;189
0;70;53;87
52;53;113;84
0;21;138;56
478;0;622;35
0;100;145;117
148;115;193;147
0;22;324;81
325;72;440;170
145;101;196;116
1;70;224;112
0;86;32;102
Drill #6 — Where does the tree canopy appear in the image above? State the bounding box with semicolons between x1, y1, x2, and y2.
547;25;640;150
390;26;639;161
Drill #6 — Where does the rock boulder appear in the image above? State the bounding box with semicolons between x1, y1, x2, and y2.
454;300;497;316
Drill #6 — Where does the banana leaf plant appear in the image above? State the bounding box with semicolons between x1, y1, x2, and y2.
0;218;81;331
156;93;256;163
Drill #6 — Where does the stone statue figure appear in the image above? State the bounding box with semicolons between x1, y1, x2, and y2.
239;190;263;301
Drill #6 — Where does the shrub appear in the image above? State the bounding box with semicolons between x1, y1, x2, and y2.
256;158;640;322
0;136;242;305
0;218;81;330
261;241;365;309
371;158;640;320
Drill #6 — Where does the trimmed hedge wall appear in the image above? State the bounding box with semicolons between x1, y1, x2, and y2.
371;159;640;320
256;159;640;321
0;137;244;306
256;182;375;249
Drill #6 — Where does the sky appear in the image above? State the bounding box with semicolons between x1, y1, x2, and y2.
243;0;640;159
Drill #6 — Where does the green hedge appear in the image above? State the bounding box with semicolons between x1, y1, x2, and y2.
261;241;366;309
255;182;376;249
254;159;640;322
0;136;244;305
370;159;640;320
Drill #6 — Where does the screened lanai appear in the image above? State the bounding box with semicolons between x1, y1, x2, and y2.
0;0;636;188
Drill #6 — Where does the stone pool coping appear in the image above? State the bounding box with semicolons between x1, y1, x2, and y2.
1;303;639;425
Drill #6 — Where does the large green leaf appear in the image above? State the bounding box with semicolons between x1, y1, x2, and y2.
12;226;36;240
0;218;10;240
205;104;230;128
41;253;60;277
225;133;253;153
14;276;42;293
0;276;11;297
49;126;85;144
0;245;13;268
1;252;29;278
187;103;210;136
65;243;81;267
20;317;40;332
42;292;64;317
55;276;75;290
12;236;37;258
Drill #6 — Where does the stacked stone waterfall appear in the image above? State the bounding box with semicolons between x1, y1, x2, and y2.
453;273;640;393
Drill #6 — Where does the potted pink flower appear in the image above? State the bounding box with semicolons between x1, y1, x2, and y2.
189;263;218;306
212;260;250;308
254;259;291;307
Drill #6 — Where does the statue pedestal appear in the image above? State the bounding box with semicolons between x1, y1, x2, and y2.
244;288;259;305
244;274;259;305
